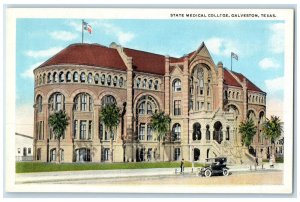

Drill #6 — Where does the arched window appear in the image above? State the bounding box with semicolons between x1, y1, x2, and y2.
80;72;86;82
47;73;52;83
107;75;111;85
88;73;93;83
247;110;256;120
37;95;43;113
49;92;65;112
192;123;201;140
39;75;42;85
138;101;145;114
172;123;181;141
94;74;99;84
73;72;78;82
173;79;181;92
154;80;159;90
113;76;118;86
42;74;46;84
236;92;239;100
206;125;210;140
59;72;64;82
101;74;105;85
74;93;93;111
50;148;56;162
137;95;159;115
53;72;58;83
198;68;204;95
119;77;123;87
136;78;141;88
148;80;153;89
66;72;71;82
101;95;116;107
142;79;147;88
232;92;235;99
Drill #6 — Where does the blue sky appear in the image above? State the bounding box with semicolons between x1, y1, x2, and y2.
16;19;285;135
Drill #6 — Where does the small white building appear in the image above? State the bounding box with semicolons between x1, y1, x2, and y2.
15;133;33;161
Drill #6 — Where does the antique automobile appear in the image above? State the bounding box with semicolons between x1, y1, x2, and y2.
199;157;229;177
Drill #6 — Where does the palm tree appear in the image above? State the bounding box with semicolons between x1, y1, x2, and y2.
239;118;257;149
262;116;283;161
100;103;120;162
48;110;69;163
150;111;171;161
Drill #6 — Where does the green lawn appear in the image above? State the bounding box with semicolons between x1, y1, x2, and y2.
16;161;204;173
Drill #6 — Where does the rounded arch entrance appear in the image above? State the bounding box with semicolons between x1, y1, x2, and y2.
213;121;223;144
193;148;200;161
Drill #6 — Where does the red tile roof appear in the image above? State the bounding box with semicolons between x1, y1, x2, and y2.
223;69;242;88
37;43;264;93
223;69;264;93
38;43;127;71
231;71;263;92
123;48;166;75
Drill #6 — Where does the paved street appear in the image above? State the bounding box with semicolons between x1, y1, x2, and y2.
37;170;283;185
16;164;283;185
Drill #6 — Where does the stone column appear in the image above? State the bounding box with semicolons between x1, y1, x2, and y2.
125;57;134;162
164;56;170;115
242;78;248;121
64;102;73;163
93;104;101;162
217;62;224;110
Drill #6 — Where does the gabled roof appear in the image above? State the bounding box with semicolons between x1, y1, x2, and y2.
223;69;242;88
38;43;127;71
231;71;264;92
123;48;166;75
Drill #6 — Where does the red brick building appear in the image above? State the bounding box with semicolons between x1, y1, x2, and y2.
33;42;268;164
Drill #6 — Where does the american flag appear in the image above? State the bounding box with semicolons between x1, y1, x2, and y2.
231;52;238;61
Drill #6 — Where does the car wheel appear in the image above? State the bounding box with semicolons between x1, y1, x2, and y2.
204;169;212;177
223;168;229;176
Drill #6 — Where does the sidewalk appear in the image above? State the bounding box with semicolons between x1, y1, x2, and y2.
15;163;284;184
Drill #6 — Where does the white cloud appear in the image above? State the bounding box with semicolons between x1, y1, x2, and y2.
16;103;34;136
265;76;284;93
50;31;77;41
269;23;285;54
21;61;43;79
25;47;64;58
67;20;82;32
205;37;239;57
259;58;280;70
95;21;135;45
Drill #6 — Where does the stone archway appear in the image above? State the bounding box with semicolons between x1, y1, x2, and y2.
213;121;223;144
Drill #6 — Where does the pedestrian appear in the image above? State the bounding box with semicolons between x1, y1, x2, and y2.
180;159;184;173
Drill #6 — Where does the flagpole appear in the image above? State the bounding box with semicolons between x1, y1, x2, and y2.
82;19;84;43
